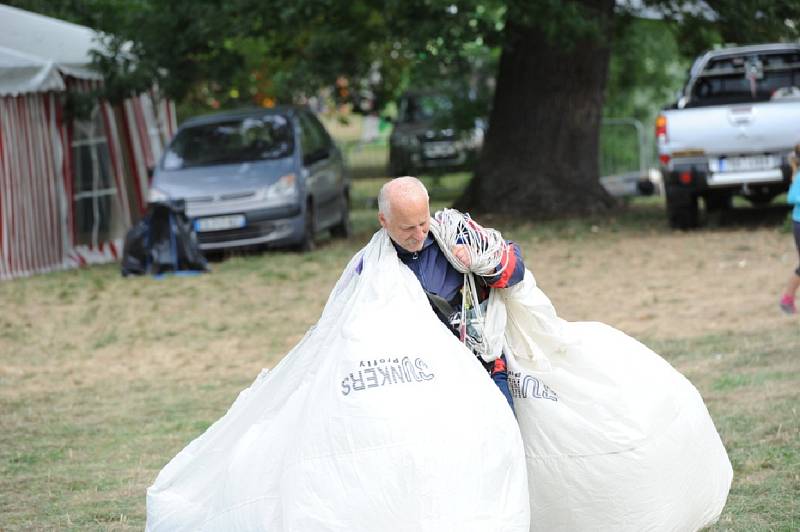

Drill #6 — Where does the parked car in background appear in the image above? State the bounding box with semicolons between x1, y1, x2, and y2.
388;90;484;176
657;43;800;228
150;106;350;251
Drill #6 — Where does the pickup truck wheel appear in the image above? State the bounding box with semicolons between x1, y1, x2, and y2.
666;188;699;229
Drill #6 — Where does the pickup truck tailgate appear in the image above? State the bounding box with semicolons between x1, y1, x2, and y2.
663;101;800;155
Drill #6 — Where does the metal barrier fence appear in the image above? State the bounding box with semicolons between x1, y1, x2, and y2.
599;118;658;197
340;118;659;197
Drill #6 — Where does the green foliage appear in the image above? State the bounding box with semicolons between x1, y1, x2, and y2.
607;18;686;113
643;0;800;57
9;0;800;216
601;1;800;174
601;17;689;173
703;0;800;46
507;0;613;50
13;0;798;118
62;91;97;122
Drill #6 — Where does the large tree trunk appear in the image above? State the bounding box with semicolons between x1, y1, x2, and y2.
456;0;617;218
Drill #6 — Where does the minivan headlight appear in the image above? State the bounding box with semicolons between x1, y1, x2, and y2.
258;173;298;203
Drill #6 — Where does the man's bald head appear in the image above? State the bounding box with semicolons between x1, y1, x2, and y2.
377;176;431;252
378;176;429;218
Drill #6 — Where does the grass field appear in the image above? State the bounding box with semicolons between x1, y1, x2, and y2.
1;178;798;530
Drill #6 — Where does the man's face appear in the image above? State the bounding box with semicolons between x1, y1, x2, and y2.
379;195;430;252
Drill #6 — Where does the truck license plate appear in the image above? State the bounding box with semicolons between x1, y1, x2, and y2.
194;214;246;232
710;154;780;173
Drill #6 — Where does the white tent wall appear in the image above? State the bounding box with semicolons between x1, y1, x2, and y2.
66;89;177;272
122;96;154;216
0;5;176;280
102;103;134;232
0;93;67;280
65;78;130;255
65;79;179;244
0;4;103;94
115;90;177;217
117;89;177;230
143;88;177;164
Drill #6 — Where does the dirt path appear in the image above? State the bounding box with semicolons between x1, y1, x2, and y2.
519;226;799;340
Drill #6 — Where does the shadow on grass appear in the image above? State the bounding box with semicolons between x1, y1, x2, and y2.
705;204;792;229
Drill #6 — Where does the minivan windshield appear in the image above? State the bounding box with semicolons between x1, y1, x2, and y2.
163;114;294;170
398;93;453;123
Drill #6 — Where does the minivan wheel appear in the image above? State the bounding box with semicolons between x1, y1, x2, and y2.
298;202;316;252
330;192;352;239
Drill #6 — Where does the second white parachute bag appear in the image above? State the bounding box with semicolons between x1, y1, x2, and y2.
497;270;733;532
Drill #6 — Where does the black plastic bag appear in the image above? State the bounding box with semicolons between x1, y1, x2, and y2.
121;200;208;276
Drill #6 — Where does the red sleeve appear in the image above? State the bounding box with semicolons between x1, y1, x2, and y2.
487;242;524;288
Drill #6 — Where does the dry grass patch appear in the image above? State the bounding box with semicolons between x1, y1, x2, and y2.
1;194;798;530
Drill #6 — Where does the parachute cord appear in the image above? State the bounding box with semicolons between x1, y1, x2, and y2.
428;208;510;277
430;208;506;359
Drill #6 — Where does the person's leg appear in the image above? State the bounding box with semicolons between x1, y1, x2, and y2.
784;272;800;298
781;273;800;314
488;356;515;415
780;221;800;314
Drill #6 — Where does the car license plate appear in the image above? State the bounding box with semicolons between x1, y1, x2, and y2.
194;214;246;232
423;141;456;158
710;154;780;173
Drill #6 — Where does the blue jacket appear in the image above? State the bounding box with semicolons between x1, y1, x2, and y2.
788;173;800;222
394;234;526;307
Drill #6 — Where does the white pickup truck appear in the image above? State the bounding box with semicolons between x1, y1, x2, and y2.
657;43;800;228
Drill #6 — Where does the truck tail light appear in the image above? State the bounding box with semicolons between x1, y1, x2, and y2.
679;171;692;184
655;115;667;141
659;153;671;166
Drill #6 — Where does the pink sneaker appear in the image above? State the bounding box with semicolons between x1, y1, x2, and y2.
780;294;796;314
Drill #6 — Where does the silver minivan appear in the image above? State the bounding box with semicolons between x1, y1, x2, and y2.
149;106;350;251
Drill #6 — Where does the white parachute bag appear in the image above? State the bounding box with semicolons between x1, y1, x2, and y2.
490;269;733;532
145;230;531;532
426;208;731;531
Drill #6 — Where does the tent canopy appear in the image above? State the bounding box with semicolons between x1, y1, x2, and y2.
0;4;105;96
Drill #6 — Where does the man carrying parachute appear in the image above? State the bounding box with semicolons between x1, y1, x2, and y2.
146;176;732;531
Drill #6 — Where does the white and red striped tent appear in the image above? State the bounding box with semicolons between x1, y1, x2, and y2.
0;4;175;280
